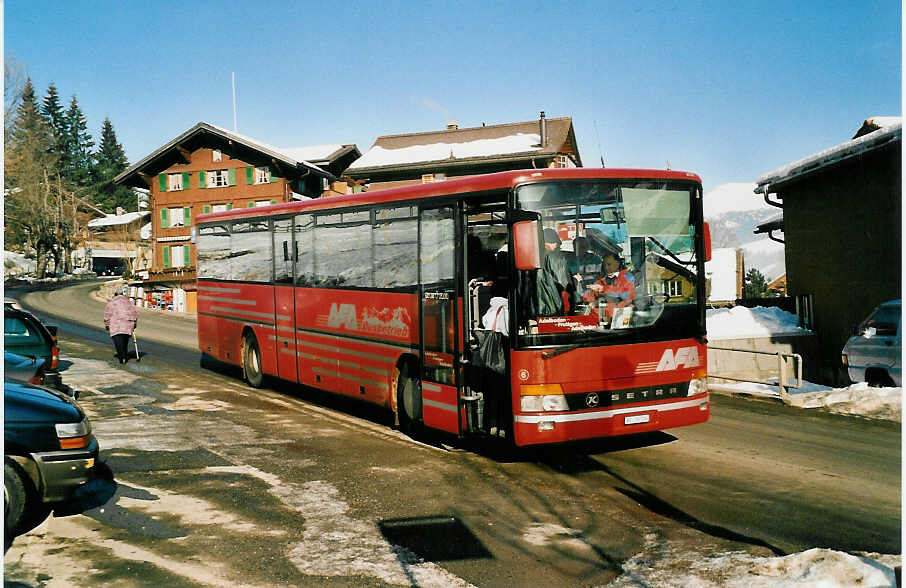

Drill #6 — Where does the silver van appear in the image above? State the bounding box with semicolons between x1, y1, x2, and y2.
842;300;901;387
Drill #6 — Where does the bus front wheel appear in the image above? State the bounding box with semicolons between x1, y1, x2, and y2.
397;363;422;435
243;333;264;388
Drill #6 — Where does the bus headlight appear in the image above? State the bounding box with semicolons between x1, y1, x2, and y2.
687;377;708;397
520;395;569;412
520;384;568;412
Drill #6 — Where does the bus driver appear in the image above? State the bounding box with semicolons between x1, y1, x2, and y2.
583;252;635;322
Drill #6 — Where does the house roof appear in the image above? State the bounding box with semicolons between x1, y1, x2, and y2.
754;214;784;234
347;116;581;174
114;122;336;188
755;116;902;193
86;211;151;228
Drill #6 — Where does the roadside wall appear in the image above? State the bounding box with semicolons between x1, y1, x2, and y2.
708;333;821;386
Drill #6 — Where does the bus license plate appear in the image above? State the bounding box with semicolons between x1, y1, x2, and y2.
624;414;650;425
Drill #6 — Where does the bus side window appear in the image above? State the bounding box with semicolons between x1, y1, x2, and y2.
273;218;293;284
294;214;314;286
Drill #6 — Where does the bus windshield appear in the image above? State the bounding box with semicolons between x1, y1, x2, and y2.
514;180;701;345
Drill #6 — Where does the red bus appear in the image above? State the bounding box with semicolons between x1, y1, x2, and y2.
195;168;711;446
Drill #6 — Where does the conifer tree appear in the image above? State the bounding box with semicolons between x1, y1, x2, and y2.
62;95;94;187
92;117;134;211
41;83;69;175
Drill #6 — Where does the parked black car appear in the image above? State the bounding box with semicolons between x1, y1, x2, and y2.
4;379;99;538
4;304;61;372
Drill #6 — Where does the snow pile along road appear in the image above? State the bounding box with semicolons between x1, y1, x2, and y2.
707;305;810;340
608;538;899;587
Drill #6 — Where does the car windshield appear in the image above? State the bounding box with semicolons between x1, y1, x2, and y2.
514;180;702;345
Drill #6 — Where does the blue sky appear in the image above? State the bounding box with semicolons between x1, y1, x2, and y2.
5;0;901;192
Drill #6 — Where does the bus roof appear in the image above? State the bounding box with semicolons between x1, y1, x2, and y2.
196;167;703;223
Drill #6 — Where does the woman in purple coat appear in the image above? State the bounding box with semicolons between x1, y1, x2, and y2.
104;287;138;364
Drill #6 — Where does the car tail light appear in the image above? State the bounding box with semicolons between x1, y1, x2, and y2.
51;345;59;370
28;374;42;385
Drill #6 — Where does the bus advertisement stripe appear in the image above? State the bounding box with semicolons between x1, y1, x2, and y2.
312;367;388;389
210;306;289;321
424;398;457;413
198;295;257;306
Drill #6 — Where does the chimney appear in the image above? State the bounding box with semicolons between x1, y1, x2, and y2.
539;111;547;147
446;120;458;130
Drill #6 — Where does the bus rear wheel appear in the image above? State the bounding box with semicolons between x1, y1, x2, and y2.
397;363;422;435
243;333;264;389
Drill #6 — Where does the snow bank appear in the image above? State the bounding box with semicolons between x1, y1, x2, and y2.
609;539;899;587
4;250;37;276
707;306;810;340
717;380;902;422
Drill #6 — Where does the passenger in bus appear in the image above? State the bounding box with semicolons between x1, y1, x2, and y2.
583;252;635;321
537;228;573;315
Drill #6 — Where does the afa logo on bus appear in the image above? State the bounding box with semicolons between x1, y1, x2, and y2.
325;303;411;338
635;346;700;374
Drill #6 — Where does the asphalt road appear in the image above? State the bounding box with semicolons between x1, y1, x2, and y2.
4;281;900;586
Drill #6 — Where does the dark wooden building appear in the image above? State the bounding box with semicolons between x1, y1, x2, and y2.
755;117;901;384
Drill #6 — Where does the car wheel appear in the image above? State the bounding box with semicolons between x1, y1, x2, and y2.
866;369;894;388
397;362;422;436
4;459;28;537
242;333;264;389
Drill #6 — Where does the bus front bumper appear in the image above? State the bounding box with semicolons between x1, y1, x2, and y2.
512;394;710;446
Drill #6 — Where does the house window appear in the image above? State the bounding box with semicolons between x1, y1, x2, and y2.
255;167;271;184
212;204;229;213
254;200;273;207
422;174;435;184
167;207;187;227
168;173;183;191
166;245;190;268
647;281;664;296
213;149;222;162
553;155;574;169
664;279;683;297
208;170;229;187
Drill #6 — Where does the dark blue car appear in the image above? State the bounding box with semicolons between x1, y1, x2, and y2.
4;379;99;538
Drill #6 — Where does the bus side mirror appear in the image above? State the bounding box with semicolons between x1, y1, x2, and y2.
513;221;541;270
703;221;712;262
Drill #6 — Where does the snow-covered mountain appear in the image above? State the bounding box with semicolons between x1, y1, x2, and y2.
704;182;786;282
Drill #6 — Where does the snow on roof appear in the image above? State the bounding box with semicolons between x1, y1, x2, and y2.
348;133;542;169
205;123;321;168
705;248;739;302
87;211;150;228
755;117;902;192
139;222;152;240
278;144;344;162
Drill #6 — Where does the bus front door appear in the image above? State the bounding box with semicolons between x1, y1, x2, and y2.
418;206;461;434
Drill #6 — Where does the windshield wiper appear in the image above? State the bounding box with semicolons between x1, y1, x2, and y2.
647;236;695;266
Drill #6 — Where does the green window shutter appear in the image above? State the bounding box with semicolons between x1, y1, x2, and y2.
184;207;191;226
202;204;211;214
184;245;191;267
269;166;280;183
227;203;233;210
160;208;169;228
198;171;206;188
228;168;237;186
158;174;167;192
162;246;171;268
246;167;254;185
247;202;255;208
182;172;190;190
270;199;277;205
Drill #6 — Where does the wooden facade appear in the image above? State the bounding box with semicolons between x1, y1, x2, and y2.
756;119;901;384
